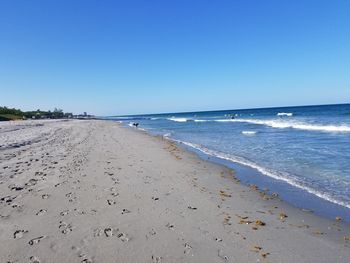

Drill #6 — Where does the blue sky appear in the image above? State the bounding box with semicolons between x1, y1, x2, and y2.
1;0;349;115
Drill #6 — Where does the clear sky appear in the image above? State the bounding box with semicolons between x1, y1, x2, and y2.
1;0;349;116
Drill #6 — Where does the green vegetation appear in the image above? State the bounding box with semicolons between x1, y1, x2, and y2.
0;106;73;121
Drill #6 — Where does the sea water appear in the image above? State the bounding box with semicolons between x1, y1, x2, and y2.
107;104;350;220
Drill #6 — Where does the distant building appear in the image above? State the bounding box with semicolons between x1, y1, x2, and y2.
73;112;95;119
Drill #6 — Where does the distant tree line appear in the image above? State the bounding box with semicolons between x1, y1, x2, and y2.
0;106;73;121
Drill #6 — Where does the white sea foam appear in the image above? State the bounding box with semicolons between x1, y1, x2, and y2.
215;119;350;132
167;117;189;122
115;117;133;119
168;116;350;132
163;133;172;137
277;112;293;117
166;138;350;209
128;122;141;128
242;131;257;135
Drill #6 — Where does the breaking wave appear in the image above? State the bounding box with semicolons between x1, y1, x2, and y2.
215;119;350;132
167;117;189;122
277;112;293;117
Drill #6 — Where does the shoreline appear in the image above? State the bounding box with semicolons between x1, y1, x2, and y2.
124;121;350;223
126;122;350;220
1;119;349;262
176;139;350;222
117;123;350;251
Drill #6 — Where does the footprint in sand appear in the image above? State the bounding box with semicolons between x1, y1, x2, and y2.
0;214;10;219
96;227;129;241
59;221;73;234
107;199;116;205
41;194;50;199
117;232;129;242
217;249;229;262
60;210;69;216
111;192;119;197
81;259;93;263
36;209;47;216
93;228;104;237
165;223;175;230
104;228;115;237
14;230;28;239
72;246;93;263
29;256;41;263
74;208;86;215
0;195;16;205
66;192;77;202
28;236;46;245
184;242;192;254
152;255;162;263
215;237;223;242
111;177;119;184
146;228;157;239
121;208;131;214
10;185;24;191
26;178;38;187
11;203;23;210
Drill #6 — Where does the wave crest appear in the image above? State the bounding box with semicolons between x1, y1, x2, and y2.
167;117;188;122
277;112;293;117
215;119;350;132
242;131;257;135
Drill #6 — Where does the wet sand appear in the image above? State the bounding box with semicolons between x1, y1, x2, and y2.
0;119;349;262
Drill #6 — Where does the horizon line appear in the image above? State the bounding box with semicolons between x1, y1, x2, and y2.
105;102;350;117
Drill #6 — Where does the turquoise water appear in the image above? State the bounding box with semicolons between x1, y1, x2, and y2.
107;104;350;220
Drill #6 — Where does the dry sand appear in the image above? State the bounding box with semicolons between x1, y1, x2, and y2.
0;119;349;263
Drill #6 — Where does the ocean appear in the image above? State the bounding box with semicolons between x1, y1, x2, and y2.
107;104;350;221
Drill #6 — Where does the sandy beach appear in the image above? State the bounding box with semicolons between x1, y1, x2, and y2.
0;119;349;263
